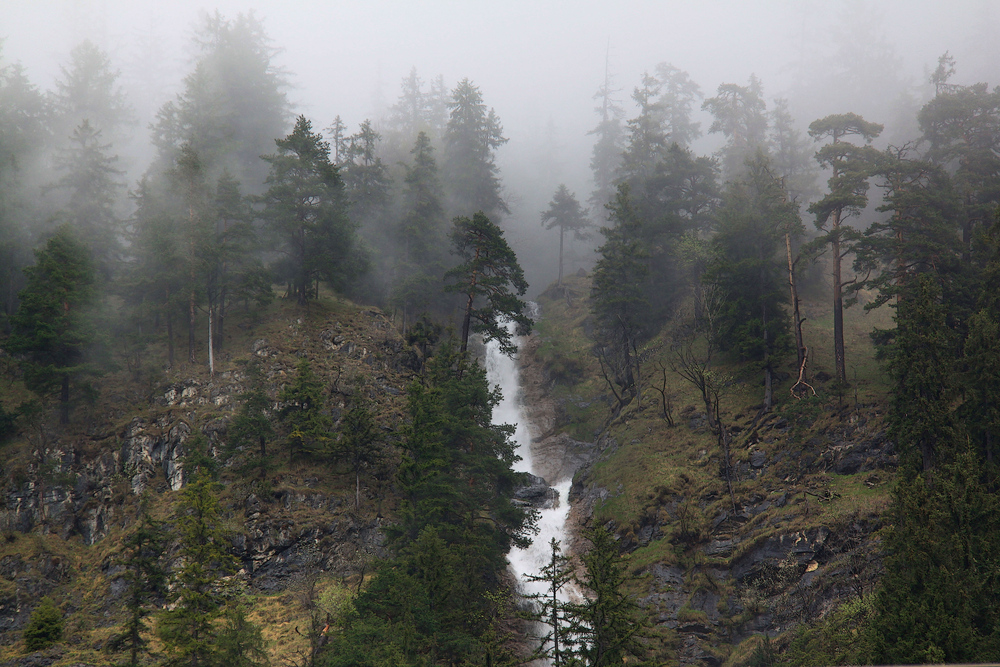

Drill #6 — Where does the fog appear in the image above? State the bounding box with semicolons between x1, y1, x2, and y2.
2;0;998;294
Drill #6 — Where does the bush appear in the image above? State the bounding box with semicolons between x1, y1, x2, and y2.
23;596;63;652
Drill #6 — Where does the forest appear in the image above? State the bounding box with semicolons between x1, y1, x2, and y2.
2;2;1000;666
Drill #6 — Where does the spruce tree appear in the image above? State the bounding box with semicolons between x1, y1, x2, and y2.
261;115;367;304
277;359;331;462
158;472;238;667
8;226;98;424
22;597;64;652
444;79;508;219
112;510;167;667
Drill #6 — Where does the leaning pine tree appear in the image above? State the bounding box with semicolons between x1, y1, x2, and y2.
445;211;532;356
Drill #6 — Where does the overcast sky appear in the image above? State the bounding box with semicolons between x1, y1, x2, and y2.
3;0;998;288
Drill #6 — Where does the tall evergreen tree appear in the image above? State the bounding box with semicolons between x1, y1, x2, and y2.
278;359;331;462
591;185;650;407
703;75;769;181
112;510;167;667
566;527;649;666
261;115;366;304
654;62;702;148
393;131;449;323
8;226;97;424
618;72;668;186
705;155;800;412
159;472;238;667
444;211;531;356
444;79;508;219
588;53;625;218
807;112;883;385
541;185;591;285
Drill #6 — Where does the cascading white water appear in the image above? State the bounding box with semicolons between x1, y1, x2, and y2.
482;317;574;600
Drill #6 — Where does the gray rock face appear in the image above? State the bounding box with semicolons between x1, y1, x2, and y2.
514;474;560;510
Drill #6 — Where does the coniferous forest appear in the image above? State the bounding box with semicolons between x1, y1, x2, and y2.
2;2;1000;666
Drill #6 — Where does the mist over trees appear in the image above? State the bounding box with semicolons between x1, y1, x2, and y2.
4;2;1000;664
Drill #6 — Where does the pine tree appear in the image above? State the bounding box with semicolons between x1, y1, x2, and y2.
541;185;591;285
566;527;649;666
22;597;64;652
703;75;769;181
588;52;625;218
228;359;275;481
704;155;800;412
654;62;703;148
393;131;448;323
49;119;125;284
590;184;649;407
618;72;668;186
8;226;98;424
337;401;383;510
524;538;577;666
444;211;531;356
215;604;271;667
807;112;883;385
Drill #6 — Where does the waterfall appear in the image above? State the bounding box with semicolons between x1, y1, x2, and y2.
483;315;575;609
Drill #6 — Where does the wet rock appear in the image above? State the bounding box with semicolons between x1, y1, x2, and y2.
514;474;559;510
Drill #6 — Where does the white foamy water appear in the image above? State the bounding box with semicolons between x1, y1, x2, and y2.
483;317;575;627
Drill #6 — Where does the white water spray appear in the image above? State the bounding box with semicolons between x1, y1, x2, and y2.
483;317;574;601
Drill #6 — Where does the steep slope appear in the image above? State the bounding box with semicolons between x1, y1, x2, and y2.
0;294;416;664
525;273;896;666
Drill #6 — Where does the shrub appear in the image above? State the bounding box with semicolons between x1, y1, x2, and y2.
23;596;63;652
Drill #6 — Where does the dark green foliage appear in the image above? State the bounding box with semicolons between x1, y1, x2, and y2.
215;604;271;667
337;400;383;509
444;211;531;356
261;115;368;304
867;450;1000;664
704;155;800;409
854;146;962;310
523;538;578;665
321;344;534;665
228;360;275;480
918;78;1000;258
277;359;331;462
22;596;63;652
444;79;508;219
590;184;649;405
541;185;591;285
884;275;955;475
8;226;98;423
393;131;449;321
567;527;650;666
618;72;669;185
111;509;168;667
158;474;238;667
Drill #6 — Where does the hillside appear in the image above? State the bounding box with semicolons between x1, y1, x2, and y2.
0;293;416;665
525;272;898;666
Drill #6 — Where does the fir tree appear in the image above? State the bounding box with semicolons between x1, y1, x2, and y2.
23;597;63;652
278;359;331;462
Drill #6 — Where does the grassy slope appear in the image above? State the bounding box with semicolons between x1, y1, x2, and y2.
530;272;895;665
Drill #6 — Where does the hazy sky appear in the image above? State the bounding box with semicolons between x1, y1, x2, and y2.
3;0;998;289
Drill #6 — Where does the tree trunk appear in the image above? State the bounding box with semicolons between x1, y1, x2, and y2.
60;373;70;424
165;289;175;369
208;304;214;377
786;233;805;371
557;225;564;286
832;208;847;385
188;289;196;365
